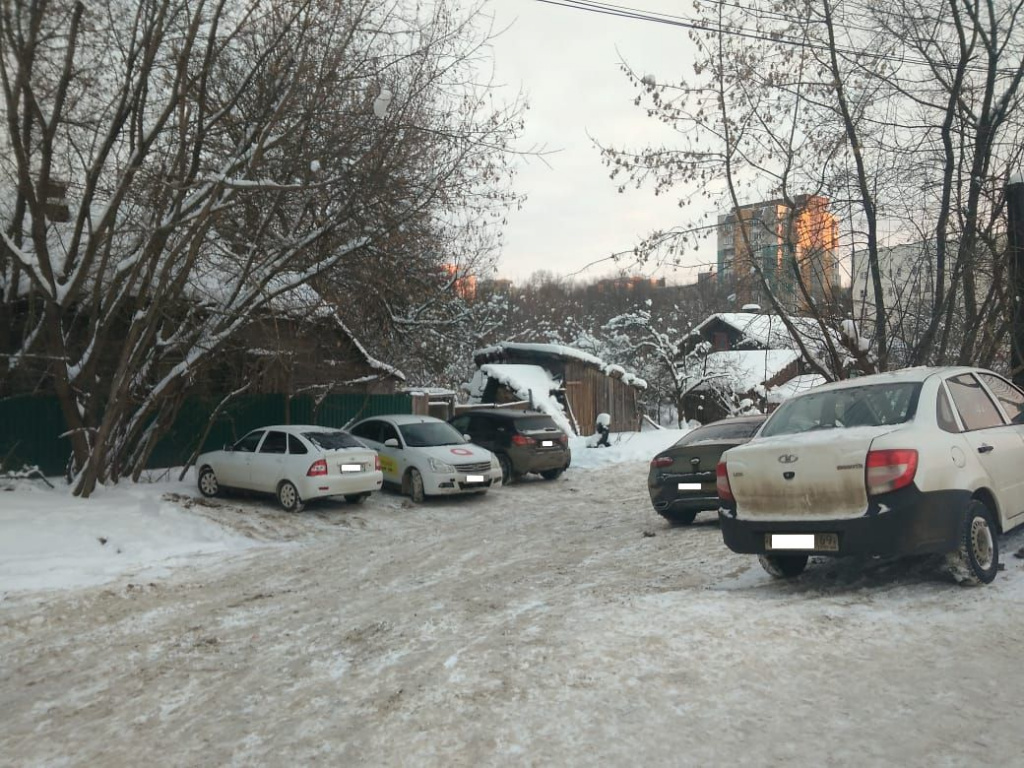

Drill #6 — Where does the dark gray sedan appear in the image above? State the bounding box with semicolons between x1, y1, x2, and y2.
647;415;766;525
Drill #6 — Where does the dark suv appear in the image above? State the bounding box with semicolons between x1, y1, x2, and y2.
449;409;571;484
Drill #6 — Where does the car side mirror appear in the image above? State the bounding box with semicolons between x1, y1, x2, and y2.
223;444;234;452
463;434;472;442
384;438;399;448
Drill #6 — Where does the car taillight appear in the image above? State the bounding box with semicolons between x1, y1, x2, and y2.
716;461;734;502
374;455;381;471
307;459;328;477
558;433;568;444
511;434;535;447
651;456;673;468
865;449;918;495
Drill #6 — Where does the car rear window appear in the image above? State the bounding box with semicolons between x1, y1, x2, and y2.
761;382;921;437
514;416;560;431
302;431;364;450
675;419;764;445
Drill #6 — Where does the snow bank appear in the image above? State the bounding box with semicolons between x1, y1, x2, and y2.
569;428;689;469
0;478;257;593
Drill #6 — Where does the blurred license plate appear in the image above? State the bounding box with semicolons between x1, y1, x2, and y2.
341;464;362;473
542;440;554;447
466;474;484;482
678;483;701;490
766;533;838;552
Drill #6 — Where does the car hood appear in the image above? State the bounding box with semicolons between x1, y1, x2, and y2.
414;443;494;464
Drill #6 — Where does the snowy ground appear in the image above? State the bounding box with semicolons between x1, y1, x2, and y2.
4;430;1024;766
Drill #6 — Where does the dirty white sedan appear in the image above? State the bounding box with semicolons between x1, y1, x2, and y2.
717;366;1024;585
197;425;383;512
349;414;502;502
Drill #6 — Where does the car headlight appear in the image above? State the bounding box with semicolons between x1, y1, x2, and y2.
428;457;455;473
490;454;500;469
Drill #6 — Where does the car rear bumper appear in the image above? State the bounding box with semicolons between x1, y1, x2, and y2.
719;486;970;557
298;471;384;501
510;447;571;474
649;490;721;515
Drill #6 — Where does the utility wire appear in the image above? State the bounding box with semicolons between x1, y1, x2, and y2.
535;0;1024;75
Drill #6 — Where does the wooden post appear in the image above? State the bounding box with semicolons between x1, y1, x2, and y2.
1008;177;1024;387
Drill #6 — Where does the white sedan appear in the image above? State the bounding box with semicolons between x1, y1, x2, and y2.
349;414;502;502
196;425;383;512
717;366;1024;585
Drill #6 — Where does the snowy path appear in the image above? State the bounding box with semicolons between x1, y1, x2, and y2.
4;461;1024;766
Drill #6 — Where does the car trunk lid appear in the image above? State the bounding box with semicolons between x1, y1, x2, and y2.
659;439;749;484
724;426;900;520
322;448;377;476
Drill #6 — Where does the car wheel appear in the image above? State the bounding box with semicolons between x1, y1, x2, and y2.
407;468;426;503
198;466;219;497
277;480;304;513
758;554;809;579
540;468;564;480
658;510;698;526
344;492;370;504
947;499;999;586
497;454;514;485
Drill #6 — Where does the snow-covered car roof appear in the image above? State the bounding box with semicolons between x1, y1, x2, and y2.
791;366;992;396
244;424;355;434
361;414;448;426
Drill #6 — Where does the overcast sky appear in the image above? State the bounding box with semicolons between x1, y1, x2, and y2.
482;0;712;285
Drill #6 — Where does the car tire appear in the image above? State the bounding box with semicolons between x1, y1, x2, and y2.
497;454;514;485
277;480;304;513
344;493;370;504
658;510;698;526
946;499;999;586
408;468;426;503
198;466;219;498
540;468;564;480
758;553;809;579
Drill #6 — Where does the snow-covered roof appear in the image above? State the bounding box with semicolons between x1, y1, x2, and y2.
690;350;800;393
473;342;647;389
401;387;457;396
763;373;827;404
694;312;838;352
469;364;575;436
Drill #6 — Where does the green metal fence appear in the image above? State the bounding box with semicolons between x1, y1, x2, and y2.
0;392;414;477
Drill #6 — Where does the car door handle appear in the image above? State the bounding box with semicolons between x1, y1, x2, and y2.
978;444;995;454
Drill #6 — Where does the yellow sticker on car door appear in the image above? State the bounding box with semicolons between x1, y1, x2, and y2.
379;455;398;476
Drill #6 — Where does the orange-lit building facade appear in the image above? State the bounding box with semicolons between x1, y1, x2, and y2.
442;264;477;300
716;195;839;313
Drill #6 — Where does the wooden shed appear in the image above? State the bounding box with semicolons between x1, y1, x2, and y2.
469;343;646;436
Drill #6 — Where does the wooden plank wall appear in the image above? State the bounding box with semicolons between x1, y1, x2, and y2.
564;362;639;436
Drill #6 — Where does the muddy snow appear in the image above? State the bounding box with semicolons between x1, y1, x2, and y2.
4;449;1024;766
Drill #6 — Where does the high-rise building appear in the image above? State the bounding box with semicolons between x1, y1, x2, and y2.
716;195;839;313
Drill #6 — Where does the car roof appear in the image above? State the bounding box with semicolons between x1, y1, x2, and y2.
457;409;551;420
790;365;1000;396
246;424;350;434
358;414;447;426
697;414;766;427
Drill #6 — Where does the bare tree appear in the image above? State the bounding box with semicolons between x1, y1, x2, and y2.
0;0;522;495
600;0;1024;376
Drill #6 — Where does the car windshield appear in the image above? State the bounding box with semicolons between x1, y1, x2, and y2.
302;431;363;450
675;418;764;445
761;382;922;437
399;421;467;447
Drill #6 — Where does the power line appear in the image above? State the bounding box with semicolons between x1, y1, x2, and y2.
535;0;1024;76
